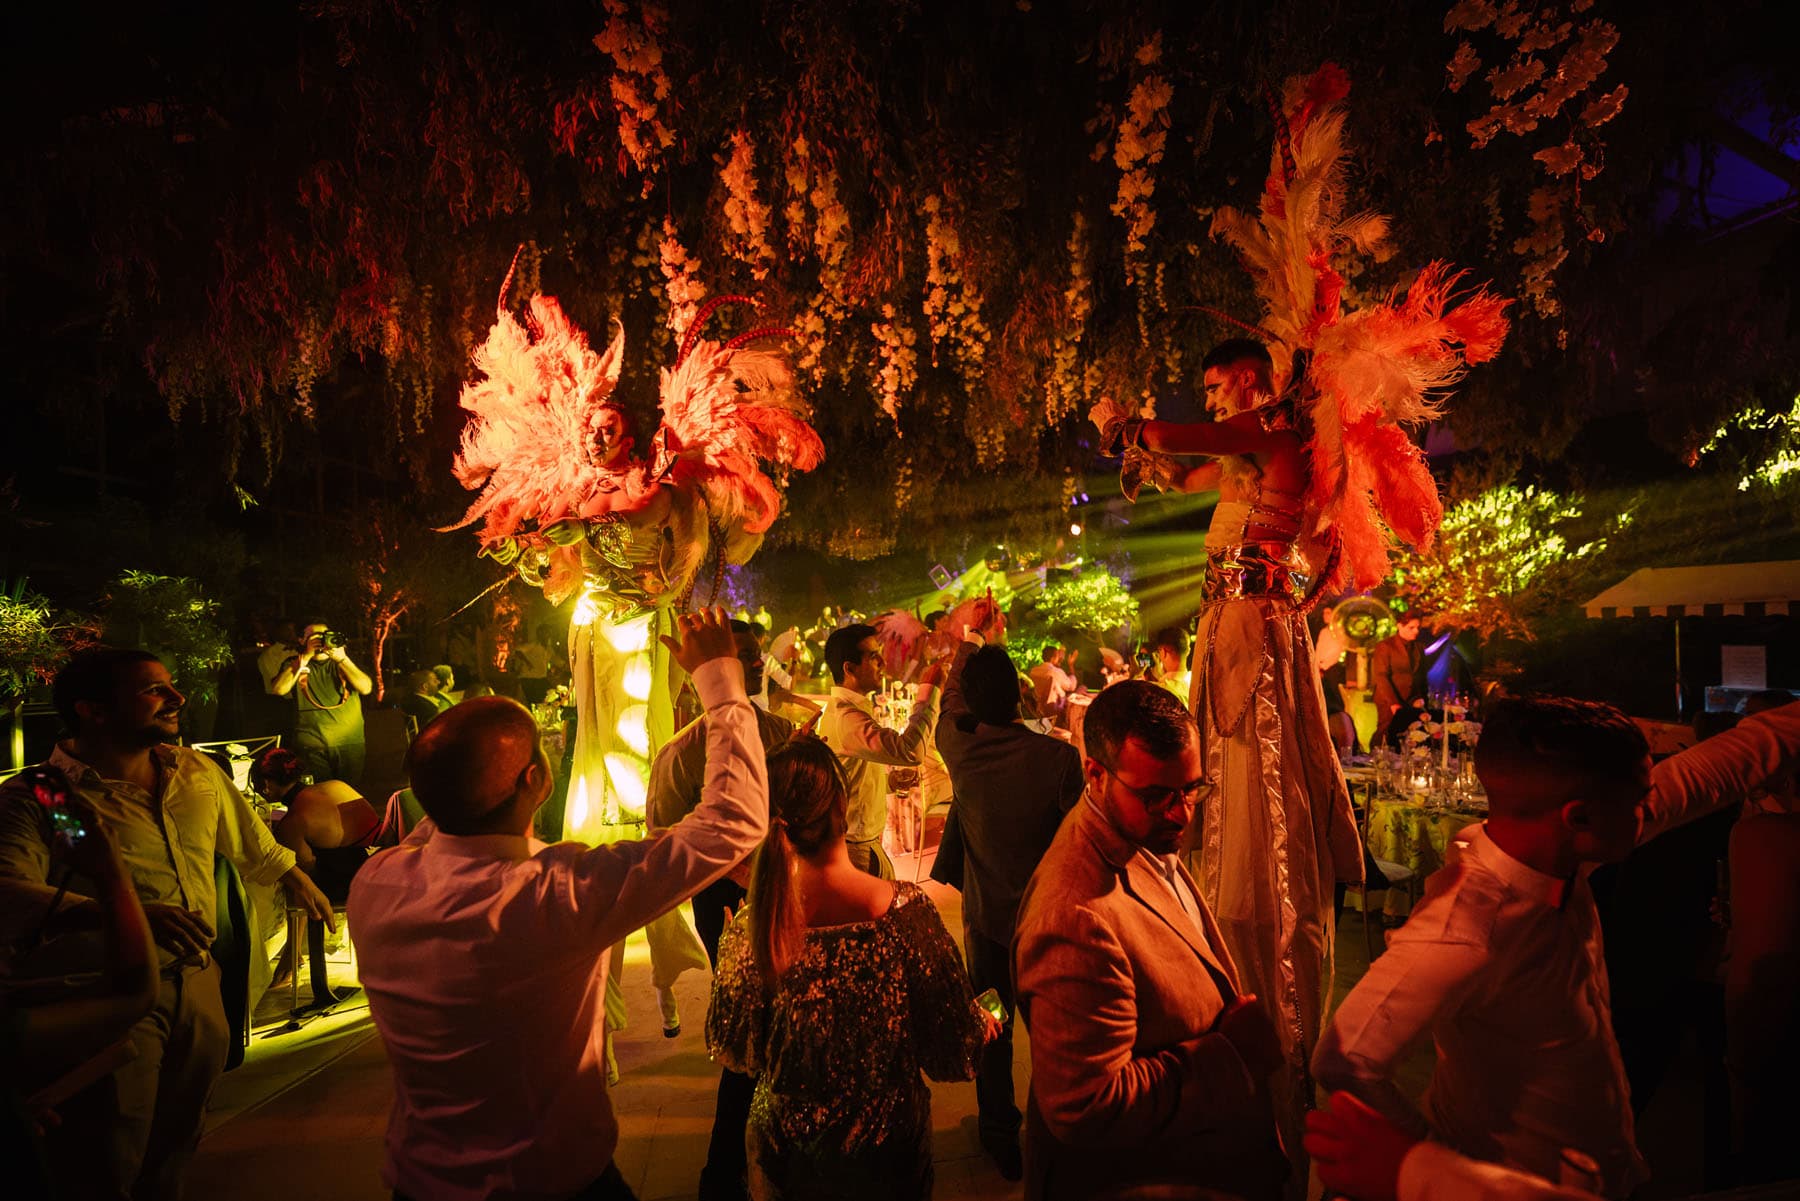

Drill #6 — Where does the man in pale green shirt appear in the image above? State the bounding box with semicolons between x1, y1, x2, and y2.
818;623;942;879
0;647;332;1200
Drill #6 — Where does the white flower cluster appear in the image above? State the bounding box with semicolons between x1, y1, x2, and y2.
1045;213;1092;424
593;0;674;194
920;194;989;381
718;130;775;280
1446;0;1625;316
869;303;919;427
658;216;707;337
781;136;853;378
1109;35;1173;281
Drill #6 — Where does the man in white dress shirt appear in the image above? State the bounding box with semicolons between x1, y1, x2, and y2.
1314;694;1800;1197
347;609;768;1201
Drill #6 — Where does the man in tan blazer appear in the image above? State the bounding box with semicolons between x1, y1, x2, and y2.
1014;681;1288;1201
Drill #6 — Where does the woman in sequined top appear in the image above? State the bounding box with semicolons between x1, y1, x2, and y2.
706;736;995;1200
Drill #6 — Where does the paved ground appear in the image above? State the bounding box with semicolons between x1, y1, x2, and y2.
183;837;1706;1201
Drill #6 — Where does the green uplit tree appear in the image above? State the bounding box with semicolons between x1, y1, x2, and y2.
1388;484;1622;642
102;572;234;736
0;581;96;767
1695;393;1800;496
1006;566;1140;672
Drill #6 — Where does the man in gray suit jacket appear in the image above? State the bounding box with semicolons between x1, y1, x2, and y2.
1014;681;1287;1201
936;611;1085;1180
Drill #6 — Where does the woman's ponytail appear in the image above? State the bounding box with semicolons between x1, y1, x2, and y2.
748;735;849;985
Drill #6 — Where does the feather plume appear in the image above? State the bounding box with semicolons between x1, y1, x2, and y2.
872;609;927;670
658;336;825;536
446;296;641;544
1211;63;1510;591
945;596;994;640
449;284;825;595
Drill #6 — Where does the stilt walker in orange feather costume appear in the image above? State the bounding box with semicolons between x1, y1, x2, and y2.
1092;64;1511;1193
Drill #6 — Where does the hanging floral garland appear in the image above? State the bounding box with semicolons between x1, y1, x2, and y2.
658;217;707;336
1110;34;1174;285
718;130;776;280
1444;0;1626;321
593;0;675;192
1045;213;1094;425
869;303;919;427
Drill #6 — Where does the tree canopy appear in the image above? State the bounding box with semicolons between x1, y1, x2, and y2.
4;0;1796;576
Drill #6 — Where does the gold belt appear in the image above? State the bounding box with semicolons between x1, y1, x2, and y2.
1202;541;1308;605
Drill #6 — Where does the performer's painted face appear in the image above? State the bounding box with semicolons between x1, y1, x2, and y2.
1209;363;1252;421
589;406;634;468
1202;362;1266;420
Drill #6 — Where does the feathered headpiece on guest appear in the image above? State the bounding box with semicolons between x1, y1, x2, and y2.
871;610;928;674
1208;63;1511;593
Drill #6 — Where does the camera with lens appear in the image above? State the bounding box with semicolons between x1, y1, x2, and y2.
307;629;345;653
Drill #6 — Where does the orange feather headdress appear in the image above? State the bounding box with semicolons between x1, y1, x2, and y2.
1211;64;1511;593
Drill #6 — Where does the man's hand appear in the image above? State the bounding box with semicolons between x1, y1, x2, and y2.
282;866;336;932
1302;1091;1419;1201
660;607;738;677
1089;396;1129;431
144;903;211;959
328;644;350;663
1218;995;1283;1077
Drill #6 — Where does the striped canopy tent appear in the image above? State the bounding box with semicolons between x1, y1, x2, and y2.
1583;560;1800;619
1584;560;1799;718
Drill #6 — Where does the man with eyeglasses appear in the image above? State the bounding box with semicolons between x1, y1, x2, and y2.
819;623;944;880
1014;681;1287;1201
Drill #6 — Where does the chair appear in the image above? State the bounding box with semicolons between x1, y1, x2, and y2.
1344;785;1418;961
211;855;253;1069
190;735;282;793
273;844;370;1033
276;897;357;1034
913;795;956;883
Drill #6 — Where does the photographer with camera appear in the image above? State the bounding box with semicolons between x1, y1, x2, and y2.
270;619;373;787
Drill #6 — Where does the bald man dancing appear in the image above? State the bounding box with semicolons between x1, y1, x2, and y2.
348;609;769;1201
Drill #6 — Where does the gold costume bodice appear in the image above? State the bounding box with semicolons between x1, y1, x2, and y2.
1203;486;1309;606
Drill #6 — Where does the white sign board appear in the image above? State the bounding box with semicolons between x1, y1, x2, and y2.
1720;644;1767;691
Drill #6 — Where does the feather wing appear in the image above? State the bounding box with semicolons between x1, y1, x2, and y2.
657;336;825;537
447;296;637;544
1212;64;1510;592
872;610;928;669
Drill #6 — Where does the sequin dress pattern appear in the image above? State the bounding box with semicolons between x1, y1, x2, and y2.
706;881;986;1200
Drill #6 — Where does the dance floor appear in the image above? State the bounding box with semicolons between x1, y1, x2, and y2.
181;841;1704;1201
